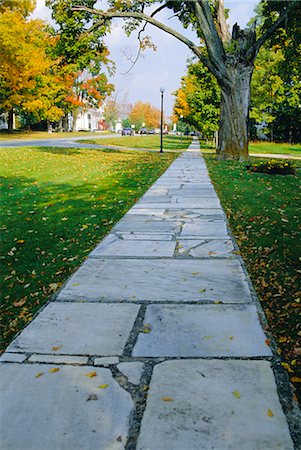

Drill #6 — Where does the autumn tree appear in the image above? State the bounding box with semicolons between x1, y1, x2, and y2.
129;101;160;130
50;0;301;160
46;0;115;130
174;61;220;137
0;8;65;130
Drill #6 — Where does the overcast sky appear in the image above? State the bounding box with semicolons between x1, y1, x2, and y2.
33;1;259;117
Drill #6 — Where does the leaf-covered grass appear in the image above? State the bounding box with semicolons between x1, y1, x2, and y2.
79;134;193;150
204;155;301;401
0;130;110;141
0;146;178;352
249;142;301;157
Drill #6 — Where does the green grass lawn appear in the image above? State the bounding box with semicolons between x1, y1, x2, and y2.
0;146;177;352
204;155;301;399
0;130;110;141
79;134;193;150
249;142;301;156
199;140;301;157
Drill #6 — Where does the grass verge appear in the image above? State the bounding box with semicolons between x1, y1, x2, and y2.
79;134;193;150
0;146;178;352
199;141;301;157
249;142;301;157
204;155;301;401
0;130;110;141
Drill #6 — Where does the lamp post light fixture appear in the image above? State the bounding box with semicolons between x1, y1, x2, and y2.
160;87;165;153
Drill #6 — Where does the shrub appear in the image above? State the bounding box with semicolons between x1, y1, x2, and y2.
246;159;296;175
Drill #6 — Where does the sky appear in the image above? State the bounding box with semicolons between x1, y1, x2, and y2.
32;1;260;117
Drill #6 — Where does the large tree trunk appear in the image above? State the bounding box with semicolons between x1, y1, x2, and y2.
217;63;253;160
8;109;14;132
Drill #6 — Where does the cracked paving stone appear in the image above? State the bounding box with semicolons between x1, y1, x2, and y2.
0;364;134;450
177;239;234;258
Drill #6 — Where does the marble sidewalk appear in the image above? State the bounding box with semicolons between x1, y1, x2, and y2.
1;139;298;449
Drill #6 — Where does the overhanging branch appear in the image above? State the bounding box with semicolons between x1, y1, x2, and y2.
72;5;227;84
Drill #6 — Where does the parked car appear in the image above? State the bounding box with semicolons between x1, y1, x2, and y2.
121;128;134;136
148;129;155;134
139;127;148;134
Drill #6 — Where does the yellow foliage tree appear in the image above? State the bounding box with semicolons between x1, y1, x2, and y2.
129;101;160;129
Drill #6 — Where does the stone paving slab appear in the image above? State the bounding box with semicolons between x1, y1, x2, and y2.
137;360;294;450
7;302;140;356
114;215;182;233
0;363;133;450
57;258;253;303
180;219;228;238
133;304;271;357
90;234;176;257
116;232;173;241
177;239;234;257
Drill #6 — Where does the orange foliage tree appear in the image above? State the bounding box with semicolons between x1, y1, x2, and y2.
129;101;160;130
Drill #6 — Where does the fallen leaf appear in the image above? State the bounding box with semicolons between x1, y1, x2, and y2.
48;368;60;373
85;371;97;378
229;336;234;340
291;377;301;383
98;384;109;389
52;345;62;351
203;335;214;340
72;283;80;286
267;408;274;417
232;390;241;399
13;298;27;307
141;323;152;333
16;240;25;244
281;362;293;373
49;283;58;291
161;397;174;402
198;288;206;293
35;372;44;378
265;339;271;346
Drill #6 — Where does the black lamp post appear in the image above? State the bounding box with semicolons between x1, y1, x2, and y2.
160;87;165;153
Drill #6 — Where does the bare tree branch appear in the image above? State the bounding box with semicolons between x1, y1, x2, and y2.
72;5;226;82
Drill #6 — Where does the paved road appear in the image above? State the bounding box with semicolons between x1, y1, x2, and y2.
0;139;299;449
0;133;120;148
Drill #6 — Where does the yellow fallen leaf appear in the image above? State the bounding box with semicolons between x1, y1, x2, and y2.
72;283;80;286
291;377;301;383
203;335;214;340
98;384;109;389
48;368;60;373
281;362;293;373
85;371;97;378
267;408;274;417
141;324;152;333
191;272;200;275
232;390;241;399
198;288;206;293
16;240;25;244
214;300;222;304
52;345;62;351
161;397;174;402
49;283;58;291
35;372;44;378
229;336;234;340
208;251;216;255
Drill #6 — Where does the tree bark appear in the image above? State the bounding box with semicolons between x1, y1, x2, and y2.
8;109;14;132
217;63;253;160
